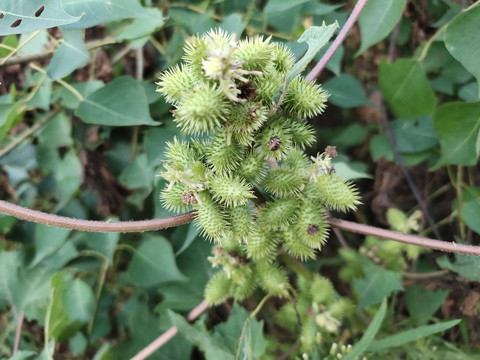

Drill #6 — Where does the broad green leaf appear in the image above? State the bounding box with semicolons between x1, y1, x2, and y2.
458;82;480;102
0;252;54;321
144;128;179;166
343;298;387;360
172;222;201;256
405;285;449;325
437;253;480;282
31;224;72;267
125;235;186;287
46;29;88;80
219;13;245;36
76;76;158;126
445;6;480;97
37;111;73;148
26;73;52;110
356;0;406;56
5;350;37;360
19;30;48;54
462;195;480;235
0;0;81;36
61;0;149;30
433;102;480;166
379;59;436;118
116;8;165;41
119;153;153;190
352;258;403;308
63;278;95;323
157;239;212;312
168;310;234;360
55;80;104;110
82;232;120;264
264;0;310;13
392;117;439;153
368;319;461;352
47;273;70;341
322;74;370;108
213;304;267;359
55;149;82;211
112;298;163;358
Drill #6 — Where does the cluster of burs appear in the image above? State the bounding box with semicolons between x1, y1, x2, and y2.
157;29;359;305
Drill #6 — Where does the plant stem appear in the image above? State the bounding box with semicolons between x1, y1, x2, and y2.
13;312;24;355
328;217;480;256
0;31;41;66
131;300;209;360
456;165;466;240
0;200;196;232
306;0;369;81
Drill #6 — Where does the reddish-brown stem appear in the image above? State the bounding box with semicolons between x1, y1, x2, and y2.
1;199;479;255
306;0;369;82
329;217;480;256
13;312;24;354
131;300;209;360
0;200;195;232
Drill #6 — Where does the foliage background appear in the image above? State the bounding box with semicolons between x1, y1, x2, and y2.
0;0;480;359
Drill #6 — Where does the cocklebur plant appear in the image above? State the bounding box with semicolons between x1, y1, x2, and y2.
156;29;360;306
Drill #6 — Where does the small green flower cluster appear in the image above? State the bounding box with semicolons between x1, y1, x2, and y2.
156;29;360;305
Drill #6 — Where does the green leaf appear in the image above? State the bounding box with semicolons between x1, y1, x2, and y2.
47;272;70;341
0;102;24;142
285;23;338;85
116;8;165;41
433;101;480;166
31;224;72;267
352;258;404;308
125;235;186;287
437;253;480;282
213;304;267;359
46;29;88;80
144;128;179;166
445;6;480;97
55;80;104;110
264;0;310;13
379;59;436;118
61;0;149;30
63;278;95;323
76;76;158;126
343;298;387;360
55;149;82;211
322;74;370;108
405;285;449;325
168;310;234;360
368;319;461;352
0;0;81;36
0;252;54;321
462;190;480;235
37;111;73;148
356;0;406;56
157;240;212;312
458;82;480;102
219;13;245;36
81;232;120;264
391;117;439;153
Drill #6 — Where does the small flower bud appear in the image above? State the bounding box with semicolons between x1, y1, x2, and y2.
307;224;319;236
182;190;197;205
325;145;337;159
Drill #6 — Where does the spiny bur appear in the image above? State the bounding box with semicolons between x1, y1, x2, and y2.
156;28;360;307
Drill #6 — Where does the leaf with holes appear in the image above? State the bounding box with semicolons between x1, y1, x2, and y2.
61;0;149;30
0;0;80;35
